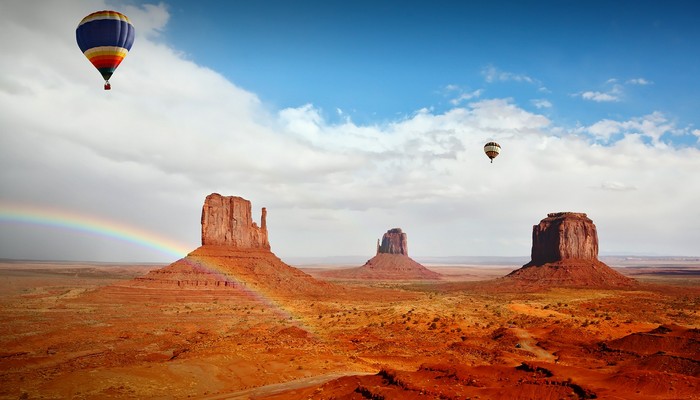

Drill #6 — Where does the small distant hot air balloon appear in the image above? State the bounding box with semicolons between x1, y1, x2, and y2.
484;141;501;163
76;10;135;90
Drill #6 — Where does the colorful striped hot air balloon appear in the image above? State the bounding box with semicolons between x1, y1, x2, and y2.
484;141;501;163
76;10;135;90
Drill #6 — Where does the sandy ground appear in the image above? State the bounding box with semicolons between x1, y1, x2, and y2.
0;260;698;399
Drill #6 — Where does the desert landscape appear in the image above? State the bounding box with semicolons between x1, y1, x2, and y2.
1;195;698;400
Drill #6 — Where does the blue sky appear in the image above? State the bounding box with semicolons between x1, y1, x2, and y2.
161;0;700;132
0;1;699;262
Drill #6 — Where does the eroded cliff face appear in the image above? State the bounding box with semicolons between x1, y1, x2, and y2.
378;228;409;256
131;193;329;295
201;193;270;250
503;212;636;289
529;212;598;266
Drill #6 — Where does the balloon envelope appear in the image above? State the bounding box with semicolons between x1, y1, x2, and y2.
76;10;135;87
484;142;501;163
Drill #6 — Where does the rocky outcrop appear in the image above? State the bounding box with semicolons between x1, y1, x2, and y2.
129;194;329;296
133;246;327;295
201;193;269;249
503;259;635;289
501;212;635;289
323;228;440;280
528;212;597;266
377;228;408;255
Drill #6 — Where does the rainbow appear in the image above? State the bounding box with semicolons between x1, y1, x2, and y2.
178;255;302;322
0;202;191;260
0;202;317;335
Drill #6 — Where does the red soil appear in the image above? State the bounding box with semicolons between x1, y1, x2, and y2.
498;259;637;290
263;325;700;399
128;245;332;297
1;262;698;399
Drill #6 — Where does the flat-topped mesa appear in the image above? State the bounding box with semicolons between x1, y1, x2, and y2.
528;212;598;266
201;193;270;249
501;211;636;289
377;228;408;256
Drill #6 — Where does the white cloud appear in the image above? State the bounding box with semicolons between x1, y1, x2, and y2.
122;3;170;39
581;91;619;102
600;181;636;191
627;78;653;85
587;119;623;140
584;112;675;144
448;88;483;105
579;83;624;102
482;65;536;84
531;99;552;109
579;78;652;102
0;1;699;262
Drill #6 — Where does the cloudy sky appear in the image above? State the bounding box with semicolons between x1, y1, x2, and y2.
1;0;699;263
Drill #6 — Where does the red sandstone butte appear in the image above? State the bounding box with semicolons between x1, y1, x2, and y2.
528;212;598;265
201;193;270;249
130;193;328;296
377;228;409;255
503;212;635;288
322;228;441;280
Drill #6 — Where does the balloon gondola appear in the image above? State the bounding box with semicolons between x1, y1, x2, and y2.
76;10;135;90
484;141;501;163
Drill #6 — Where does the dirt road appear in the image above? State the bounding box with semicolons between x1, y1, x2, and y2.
201;371;375;399
513;328;556;362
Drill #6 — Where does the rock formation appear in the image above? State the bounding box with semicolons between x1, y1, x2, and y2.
323;228;440;280
502;212;635;289
528;212;598;266
377;228;408;255
129;193;328;296
201;193;269;249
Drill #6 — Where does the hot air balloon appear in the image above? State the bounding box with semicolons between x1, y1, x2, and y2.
484;141;501;163
76;10;135;90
